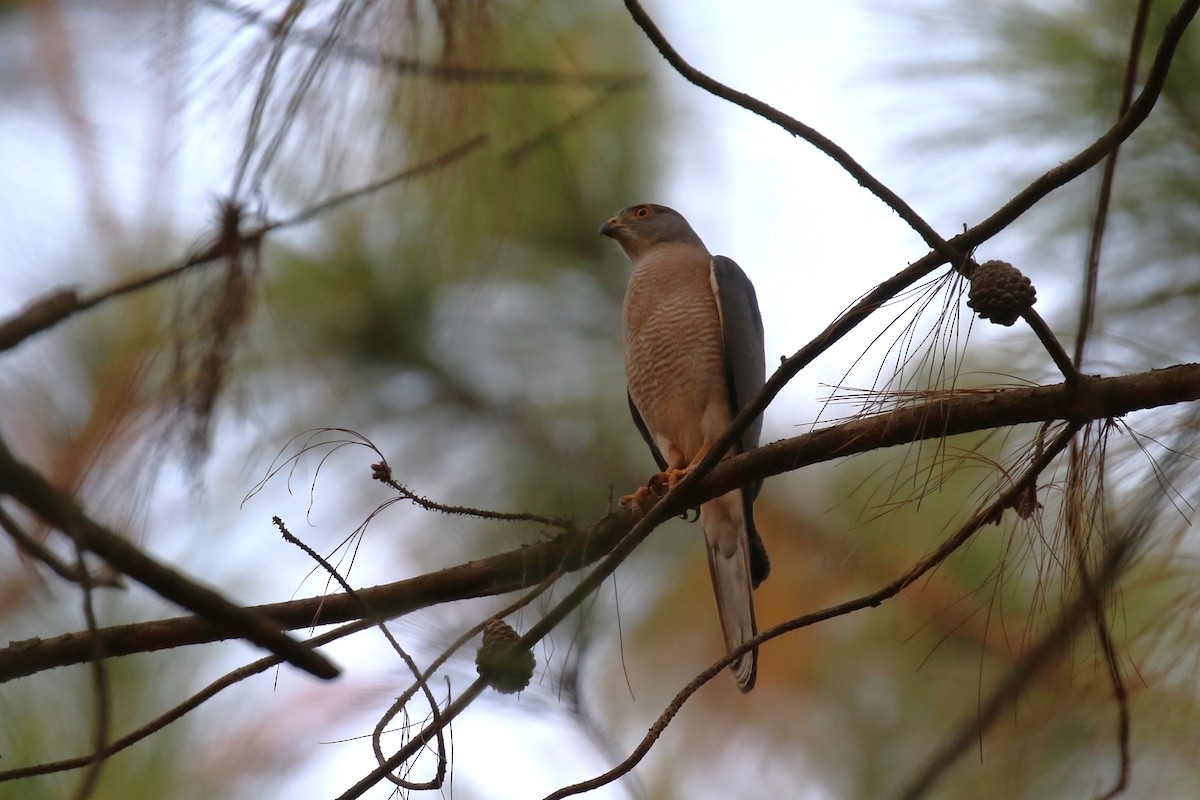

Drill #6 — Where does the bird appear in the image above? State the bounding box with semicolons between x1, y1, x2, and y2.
600;203;769;692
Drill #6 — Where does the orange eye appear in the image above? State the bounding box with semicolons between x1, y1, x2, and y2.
635;206;652;219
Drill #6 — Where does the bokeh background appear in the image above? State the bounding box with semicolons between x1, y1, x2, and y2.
2;1;1199;798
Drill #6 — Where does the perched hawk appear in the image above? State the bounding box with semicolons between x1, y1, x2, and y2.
601;203;769;692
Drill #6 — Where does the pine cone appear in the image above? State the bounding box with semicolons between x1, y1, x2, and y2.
967;260;1036;326
475;618;535;694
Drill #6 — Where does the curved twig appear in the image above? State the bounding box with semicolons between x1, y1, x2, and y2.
70;543;109;800
620;0;962;264
275;518;446;791
369;570;562;788
1074;0;1154;368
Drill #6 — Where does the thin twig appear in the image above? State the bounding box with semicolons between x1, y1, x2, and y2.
1075;0;1154;368
1022;308;1082;382
378;471;573;530
202;0;642;89
69;543;109;800
1093;614;1132;800
336;678;487;800
502;83;640;166
263;134;488;232
370;571;563;787
1066;427;1131;800
275;517;446;791
0;504;121;588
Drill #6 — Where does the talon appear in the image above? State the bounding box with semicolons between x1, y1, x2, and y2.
619;484;657;508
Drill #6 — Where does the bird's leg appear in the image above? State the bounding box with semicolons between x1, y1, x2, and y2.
619;469;675;507
620;445;714;508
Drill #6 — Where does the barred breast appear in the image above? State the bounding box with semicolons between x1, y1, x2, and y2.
622;243;731;467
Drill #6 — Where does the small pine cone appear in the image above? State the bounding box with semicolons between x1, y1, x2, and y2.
475;618;535;694
966;260;1036;326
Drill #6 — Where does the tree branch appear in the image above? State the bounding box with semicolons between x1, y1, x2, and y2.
3;363;1196;683
1074;0;1154;368
0;435;339;681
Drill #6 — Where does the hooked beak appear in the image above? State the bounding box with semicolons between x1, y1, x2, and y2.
599;218;621;238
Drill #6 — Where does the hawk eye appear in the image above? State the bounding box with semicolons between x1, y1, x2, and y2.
635;206;653;219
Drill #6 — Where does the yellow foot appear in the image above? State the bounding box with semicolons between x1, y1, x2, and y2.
661;467;690;489
661;445;712;490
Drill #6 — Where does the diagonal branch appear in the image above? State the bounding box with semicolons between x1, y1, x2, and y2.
0;434;338;681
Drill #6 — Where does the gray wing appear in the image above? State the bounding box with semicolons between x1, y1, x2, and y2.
628;392;668;472
712;255;770;586
712;255;766;463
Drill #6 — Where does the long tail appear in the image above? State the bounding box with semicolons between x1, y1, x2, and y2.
700;490;758;692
